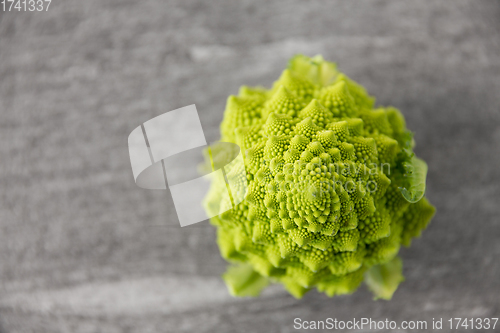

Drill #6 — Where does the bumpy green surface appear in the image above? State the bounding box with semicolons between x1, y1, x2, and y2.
203;55;435;300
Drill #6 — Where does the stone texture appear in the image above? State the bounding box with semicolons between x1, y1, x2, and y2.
0;1;499;332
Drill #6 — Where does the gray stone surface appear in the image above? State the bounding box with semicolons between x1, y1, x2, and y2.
1;1;499;332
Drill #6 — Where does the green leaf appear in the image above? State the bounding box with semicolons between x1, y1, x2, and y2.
398;153;428;203
365;256;405;300
288;54;338;86
222;264;269;297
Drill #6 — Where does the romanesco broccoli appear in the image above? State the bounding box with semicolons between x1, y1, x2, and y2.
203;55;435;300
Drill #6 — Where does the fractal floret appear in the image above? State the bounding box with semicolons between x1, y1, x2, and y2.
203;55;435;300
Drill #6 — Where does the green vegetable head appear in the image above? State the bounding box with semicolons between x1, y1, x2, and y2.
203;55;435;300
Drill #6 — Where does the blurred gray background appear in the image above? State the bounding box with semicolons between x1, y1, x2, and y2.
1;1;499;332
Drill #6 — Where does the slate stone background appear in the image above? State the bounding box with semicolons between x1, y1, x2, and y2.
1;1;499;332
